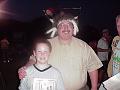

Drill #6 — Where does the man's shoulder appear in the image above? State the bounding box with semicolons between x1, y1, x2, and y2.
48;37;59;45
48;37;57;41
98;37;105;43
48;36;89;48
73;37;89;47
99;37;105;41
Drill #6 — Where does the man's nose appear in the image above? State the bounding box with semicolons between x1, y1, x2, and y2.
41;52;46;56
64;26;68;30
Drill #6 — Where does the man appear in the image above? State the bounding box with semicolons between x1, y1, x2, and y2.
108;15;120;77
19;14;102;90
97;29;111;84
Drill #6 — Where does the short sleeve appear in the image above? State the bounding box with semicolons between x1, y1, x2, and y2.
56;71;65;90
87;46;103;72
111;36;120;51
18;77;29;90
97;39;104;48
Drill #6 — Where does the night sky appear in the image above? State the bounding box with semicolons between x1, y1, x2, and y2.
0;0;120;31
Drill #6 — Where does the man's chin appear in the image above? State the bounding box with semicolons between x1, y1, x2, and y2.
38;60;47;63
63;36;72;40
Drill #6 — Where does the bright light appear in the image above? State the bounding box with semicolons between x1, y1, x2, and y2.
0;0;15;19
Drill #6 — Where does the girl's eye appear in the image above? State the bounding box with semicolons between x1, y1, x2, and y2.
38;51;41;53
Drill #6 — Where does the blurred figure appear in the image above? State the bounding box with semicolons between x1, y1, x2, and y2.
108;15;120;77
0;36;9;49
0;35;11;63
45;8;55;16
32;7;56;38
97;29;111;84
0;35;17;90
44;8;55;24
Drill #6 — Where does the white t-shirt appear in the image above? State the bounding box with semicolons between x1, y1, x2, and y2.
97;37;109;61
19;65;65;90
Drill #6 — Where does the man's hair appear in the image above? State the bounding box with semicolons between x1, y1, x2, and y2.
116;15;120;23
102;29;109;33
32;38;52;52
55;13;76;26
46;12;79;37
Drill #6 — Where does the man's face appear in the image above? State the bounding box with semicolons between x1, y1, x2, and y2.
33;43;50;64
117;18;120;35
57;20;74;40
103;32;109;39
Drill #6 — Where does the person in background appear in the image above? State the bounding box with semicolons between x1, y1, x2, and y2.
44;8;55;24
19;38;65;90
0;36;10;49
97;29;111;85
0;35;12;63
107;15;120;77
32;7;56;38
18;13;102;90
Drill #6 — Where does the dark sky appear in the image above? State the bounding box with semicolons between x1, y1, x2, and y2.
0;0;120;30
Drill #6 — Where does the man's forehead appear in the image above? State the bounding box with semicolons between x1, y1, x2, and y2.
58;20;73;26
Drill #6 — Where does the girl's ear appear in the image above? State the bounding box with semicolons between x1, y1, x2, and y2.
33;50;36;56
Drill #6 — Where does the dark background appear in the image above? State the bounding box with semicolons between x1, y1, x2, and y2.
0;0;120;40
0;0;120;90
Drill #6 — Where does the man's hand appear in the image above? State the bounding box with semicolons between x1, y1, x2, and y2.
91;87;97;90
18;66;27;79
89;70;98;90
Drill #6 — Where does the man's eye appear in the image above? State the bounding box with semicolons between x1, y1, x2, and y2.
38;51;41;52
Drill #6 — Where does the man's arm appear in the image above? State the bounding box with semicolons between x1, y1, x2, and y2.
25;59;36;67
97;48;111;52
89;70;98;90
86;45;103;90
18;55;36;79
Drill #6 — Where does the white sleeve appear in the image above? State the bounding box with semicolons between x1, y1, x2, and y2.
97;39;104;48
56;71;65;90
18;77;29;90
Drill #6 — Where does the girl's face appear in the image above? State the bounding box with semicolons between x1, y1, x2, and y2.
33;43;50;64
